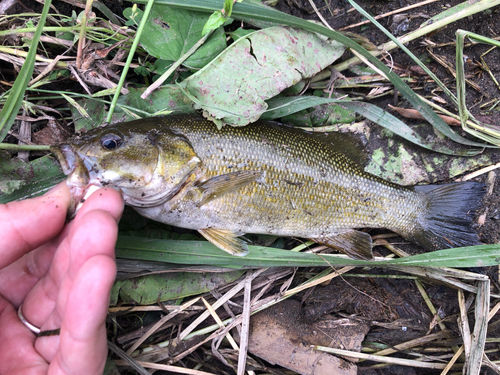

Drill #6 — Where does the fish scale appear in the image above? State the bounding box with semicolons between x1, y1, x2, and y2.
51;114;485;260
162;117;423;237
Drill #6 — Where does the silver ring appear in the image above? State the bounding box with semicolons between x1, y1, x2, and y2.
17;304;41;334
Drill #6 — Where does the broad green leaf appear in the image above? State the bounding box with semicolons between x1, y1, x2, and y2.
112;270;244;305
228;27;256;41
123;6;144;27
69;87;196;127
202;0;234;36
115;86;195;119
0;154;65;203
140;5;227;69
179;26;346;126
202;11;226;36
116;236;500;268
422;152;494;182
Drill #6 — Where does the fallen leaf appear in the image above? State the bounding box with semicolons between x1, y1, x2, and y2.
180;26;346;126
389;104;462;126
248;299;366;375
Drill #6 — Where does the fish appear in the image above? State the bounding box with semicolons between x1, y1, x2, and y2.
50;114;485;260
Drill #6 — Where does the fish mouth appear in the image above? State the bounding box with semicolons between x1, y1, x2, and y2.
50;144;77;175
51;144;94;218
50;144;93;185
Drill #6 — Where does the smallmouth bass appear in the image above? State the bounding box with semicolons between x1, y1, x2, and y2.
51;115;484;260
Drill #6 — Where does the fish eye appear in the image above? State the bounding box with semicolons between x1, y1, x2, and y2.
100;133;123;151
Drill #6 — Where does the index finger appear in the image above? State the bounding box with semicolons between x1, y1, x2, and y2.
0;182;70;269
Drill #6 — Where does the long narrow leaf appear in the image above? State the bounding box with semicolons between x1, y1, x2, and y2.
263;96;481;156
116;236;500;268
0;0;53;142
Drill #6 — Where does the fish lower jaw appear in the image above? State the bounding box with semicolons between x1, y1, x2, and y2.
66;184;101;218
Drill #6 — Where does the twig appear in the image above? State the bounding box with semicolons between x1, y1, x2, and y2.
237;272;253;375
107;340;150;375
126;297;200;355
115;359;217;374
457;289;472;360
0;0;16;14
458;163;500;181
202;297;239;350
76;0;94;69
372;330;451;357
313;346;450;369
179;269;266;341
466;280;490;375
440;346;465;375
340;0;439;30
307;0;333;30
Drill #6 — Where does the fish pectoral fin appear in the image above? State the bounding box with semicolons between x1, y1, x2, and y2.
314;230;373;260
198;228;249;256
195;170;262;206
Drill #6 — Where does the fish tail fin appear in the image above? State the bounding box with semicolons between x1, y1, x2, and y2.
410;182;485;250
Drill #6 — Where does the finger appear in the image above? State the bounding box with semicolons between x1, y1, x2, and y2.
0;243;58;307
0;187;123;307
38;255;116;374
0;298;47;374
0;182;70;269
73;187;123;226
22;206;120;331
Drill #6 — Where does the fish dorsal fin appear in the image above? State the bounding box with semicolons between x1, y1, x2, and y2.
198;228;249;256
315;230;373;260
195;170;262;206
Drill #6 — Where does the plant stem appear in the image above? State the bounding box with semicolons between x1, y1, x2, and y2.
0;46;68;67
76;0;95;69
0;143;50;151
141;30;213;99
105;0;155;123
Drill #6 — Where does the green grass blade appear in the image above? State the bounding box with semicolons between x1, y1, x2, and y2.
0;0;53;143
116;236;500;268
263;96;480;155
336;100;481;156
105;0;156;123
346;0;457;106
456;29;500;146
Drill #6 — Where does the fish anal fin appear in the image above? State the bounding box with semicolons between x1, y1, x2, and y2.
314;230;373;260
198;228;249;256
195;170;262;206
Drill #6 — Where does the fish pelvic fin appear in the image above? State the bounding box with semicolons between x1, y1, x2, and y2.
410;181;485;250
194;170;262;206
314;230;374;260
198;228;249;256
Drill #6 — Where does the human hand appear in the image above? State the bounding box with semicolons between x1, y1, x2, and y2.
0;182;124;374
